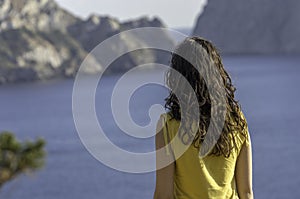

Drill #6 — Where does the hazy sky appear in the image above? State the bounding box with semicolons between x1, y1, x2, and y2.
56;0;207;28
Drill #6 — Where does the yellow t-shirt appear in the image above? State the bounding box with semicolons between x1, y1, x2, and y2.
159;111;251;199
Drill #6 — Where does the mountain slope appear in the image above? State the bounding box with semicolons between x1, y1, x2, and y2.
192;0;300;54
0;0;175;84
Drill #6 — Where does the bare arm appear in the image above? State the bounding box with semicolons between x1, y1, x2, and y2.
235;138;254;199
153;116;175;199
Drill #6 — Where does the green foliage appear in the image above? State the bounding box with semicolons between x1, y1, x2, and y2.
0;131;46;188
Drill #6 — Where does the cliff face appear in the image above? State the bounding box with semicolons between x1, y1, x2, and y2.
0;0;174;84
0;28;101;83
0;0;79;32
68;15;173;73
192;0;300;54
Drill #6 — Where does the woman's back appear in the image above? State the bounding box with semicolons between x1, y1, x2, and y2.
153;36;253;199
159;110;251;199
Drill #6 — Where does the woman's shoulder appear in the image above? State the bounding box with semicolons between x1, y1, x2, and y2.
160;111;180;125
159;112;180;138
160;111;172;122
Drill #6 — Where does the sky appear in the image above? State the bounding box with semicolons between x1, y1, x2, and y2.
56;0;207;28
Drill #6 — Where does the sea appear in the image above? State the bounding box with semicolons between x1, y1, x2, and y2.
0;55;299;199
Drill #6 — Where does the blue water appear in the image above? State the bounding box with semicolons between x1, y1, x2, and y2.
0;56;300;199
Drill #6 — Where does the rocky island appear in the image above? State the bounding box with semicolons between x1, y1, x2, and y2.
193;0;300;54
0;0;174;84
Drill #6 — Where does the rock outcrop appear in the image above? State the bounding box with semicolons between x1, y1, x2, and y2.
0;0;79;32
192;0;300;54
0;0;174;84
69;15;174;73
0;28;101;84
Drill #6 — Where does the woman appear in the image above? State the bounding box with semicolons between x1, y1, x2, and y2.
153;37;253;199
